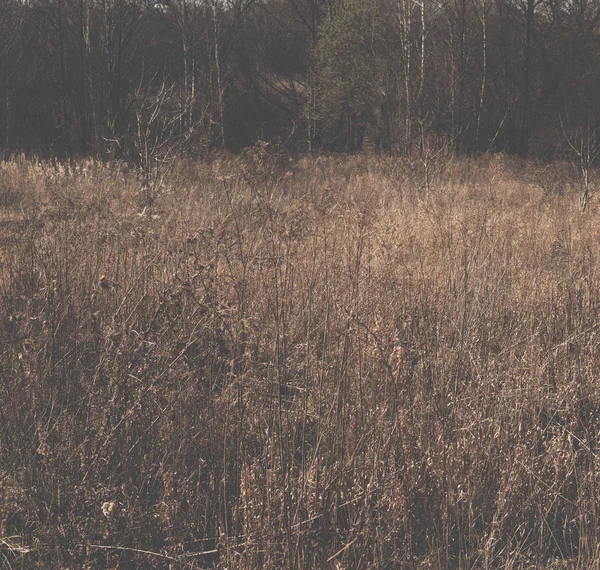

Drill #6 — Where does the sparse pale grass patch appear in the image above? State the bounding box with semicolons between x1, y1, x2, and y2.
1;152;600;569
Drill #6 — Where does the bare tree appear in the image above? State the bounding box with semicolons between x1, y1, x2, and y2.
97;0;142;134
518;0;539;157
0;0;25;148
108;78;205;204
561;117;600;211
475;0;491;146
208;0;225;148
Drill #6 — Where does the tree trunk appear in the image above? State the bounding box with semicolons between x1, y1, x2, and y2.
476;0;487;147
519;0;535;157
78;0;89;153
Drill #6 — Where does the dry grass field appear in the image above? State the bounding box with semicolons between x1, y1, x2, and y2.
1;150;600;569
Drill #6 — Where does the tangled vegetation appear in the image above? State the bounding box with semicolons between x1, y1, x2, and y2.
1;151;600;569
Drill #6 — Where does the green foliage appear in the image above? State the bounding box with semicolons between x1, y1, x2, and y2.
312;0;385;150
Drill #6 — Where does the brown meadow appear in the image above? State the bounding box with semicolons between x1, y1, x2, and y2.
1;152;599;569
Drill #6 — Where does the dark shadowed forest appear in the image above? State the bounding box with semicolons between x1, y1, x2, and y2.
1;0;600;157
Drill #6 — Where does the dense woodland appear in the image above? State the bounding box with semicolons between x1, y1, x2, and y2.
0;0;600;157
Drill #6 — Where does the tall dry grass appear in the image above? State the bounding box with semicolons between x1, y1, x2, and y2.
1;150;600;569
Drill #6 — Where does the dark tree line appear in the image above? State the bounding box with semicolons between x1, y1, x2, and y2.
0;0;600;157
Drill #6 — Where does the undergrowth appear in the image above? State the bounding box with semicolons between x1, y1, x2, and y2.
1;152;599;569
